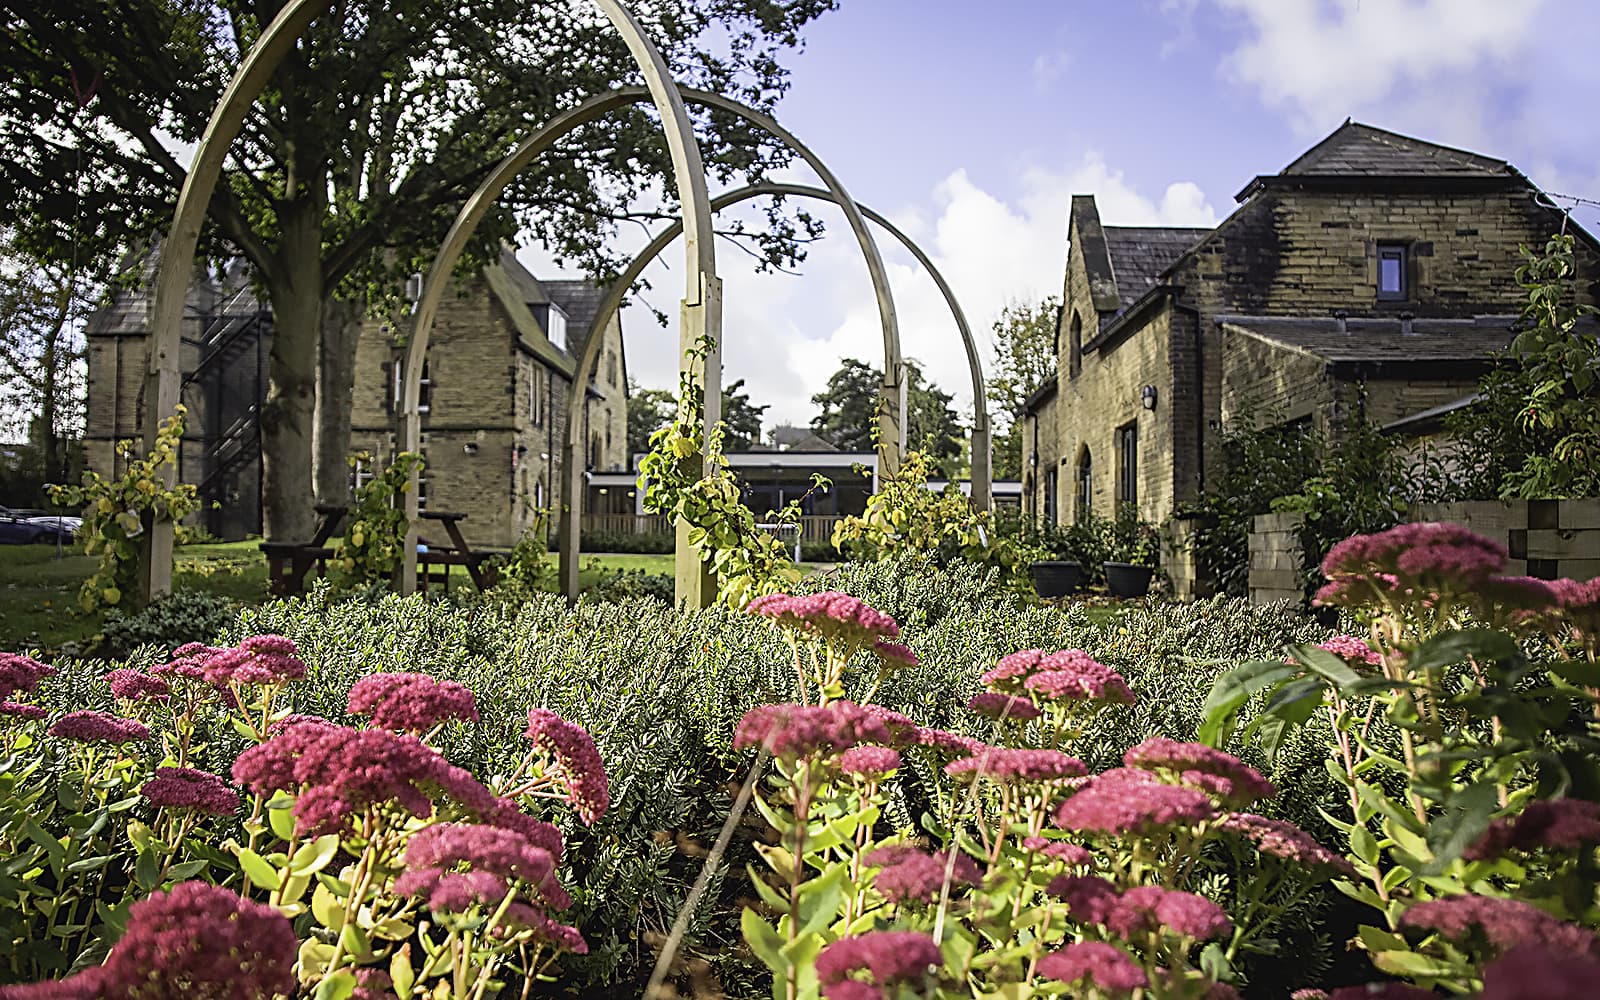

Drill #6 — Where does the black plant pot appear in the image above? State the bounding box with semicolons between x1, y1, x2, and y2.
1030;560;1083;599
1103;561;1155;599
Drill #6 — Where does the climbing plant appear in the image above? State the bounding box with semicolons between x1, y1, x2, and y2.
639;338;817;607
332;450;424;587
47;405;201;611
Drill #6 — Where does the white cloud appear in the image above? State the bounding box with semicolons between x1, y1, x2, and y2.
1032;49;1072;90
598;156;1218;435
1210;0;1545;134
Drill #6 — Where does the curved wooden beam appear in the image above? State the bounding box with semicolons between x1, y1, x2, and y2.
556;181;989;597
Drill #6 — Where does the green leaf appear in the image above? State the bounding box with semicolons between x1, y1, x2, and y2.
741;906;786;974
289;835;341;877
795;863;847;939
745;864;790;913
1288;644;1361;688
390;948;415;999
65;855;112;874
234;847;282;892
1409;629;1520;675
314;972;356;1000
266;792;298;842
1199;660;1300;747
1372;948;1460;979
133;847;160;890
1425;781;1499;870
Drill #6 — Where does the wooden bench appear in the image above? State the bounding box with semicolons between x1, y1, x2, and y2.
416;510;500;594
260;504;347;597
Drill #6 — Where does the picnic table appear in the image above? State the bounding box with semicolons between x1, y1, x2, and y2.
416;510;499;593
260;504;347;597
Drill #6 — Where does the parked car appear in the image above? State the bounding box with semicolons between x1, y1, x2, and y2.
0;505;78;545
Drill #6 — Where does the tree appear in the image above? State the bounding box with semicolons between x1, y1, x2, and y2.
0;234;95;486
986;296;1059;480
629;376;768;456
1;0;835;540
720;377;768;450
810;358;963;471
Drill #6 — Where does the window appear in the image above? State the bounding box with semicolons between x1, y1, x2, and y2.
589;435;601;470
1075;448;1092;523
349;454;375;492
606;350;618;386
1377;243;1408;300
546;303;568;352
1043;468;1058;524
1068;312;1083;379
1116;422;1138;509
390;357;432;413
529;368;543;426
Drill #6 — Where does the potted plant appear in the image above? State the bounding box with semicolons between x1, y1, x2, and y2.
1025;519;1083;599
1103;508;1160;598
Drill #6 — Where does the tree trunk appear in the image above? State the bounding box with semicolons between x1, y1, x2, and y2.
314;295;362;506
260;205;322;544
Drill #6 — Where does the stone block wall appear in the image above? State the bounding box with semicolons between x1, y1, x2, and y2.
1164;517;1209;601
1248;512;1305;605
1518;499;1600;581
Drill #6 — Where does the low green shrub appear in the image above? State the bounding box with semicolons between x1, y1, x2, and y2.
94;589;237;658
581;566;674;605
577;528;673;554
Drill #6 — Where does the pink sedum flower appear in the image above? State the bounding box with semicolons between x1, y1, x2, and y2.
821;983;883;1000
838;745;901;778
747;591;900;650
500;903;588;953
523;708;610;824
1023;651;1136;707
912;726;985;757
1111;885;1232;941
0;652;55;698
201;635;307;687
1124;738;1275;805
945;747;1087;784
1465;798;1600;860
966;691;1042;721
1400;894;1600;957
872;640;918;670
106;668;171;702
815;931;941;989
1316;635;1383;668
865;846;980;904
1326;986;1438;1000
1036;941;1148;996
1476;943;1600;1000
397;821;567;915
48;710;151;745
0;702;47;721
1317;522;1508;608
1055;767;1218;836
141;767;239;816
1021;836;1093;867
1220;813;1355;875
734;701;890;762
980;648;1054;689
348;671;479;733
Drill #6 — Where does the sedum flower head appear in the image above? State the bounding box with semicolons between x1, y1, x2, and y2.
747;591;900;650
395;821;569;916
1124;738;1275;805
1036;941;1148;996
200;635;307;687
1220;813;1354;875
500;903;588;953
1466;798;1600;860
945;747;1087;785
966;691;1042;721
1317;522;1508;608
348;671;480;733
815;931;941;991
49;710;151;745
141;767;239;816
523;708;610;824
838;745;901;778
865;845;980;904
0;652;55;699
872;640;918;671
1054;767;1218;837
1;702;47;721
106;668;170;702
1316;635;1383;668
1021;835;1093;867
1476;944;1600;1000
734;701;891;762
1023;651;1136;707
1400;893;1600;957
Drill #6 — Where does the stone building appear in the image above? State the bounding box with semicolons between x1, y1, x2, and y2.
349;249;628;549
84;249;628;547
1019;121;1600;527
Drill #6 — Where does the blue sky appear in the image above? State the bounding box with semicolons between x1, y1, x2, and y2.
528;0;1600;430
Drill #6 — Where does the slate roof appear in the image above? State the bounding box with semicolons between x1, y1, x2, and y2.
496;247;549;306
1218;315;1521;363
1102;226;1209;309
543;279;613;357
1281;121;1512;178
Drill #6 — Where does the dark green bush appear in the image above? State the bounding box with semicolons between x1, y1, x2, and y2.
94;589;236;658
581;567;675;605
577;529;674;554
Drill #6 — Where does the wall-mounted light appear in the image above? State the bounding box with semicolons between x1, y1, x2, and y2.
1029;450;1039;469
463;442;479;455
1141;385;1158;411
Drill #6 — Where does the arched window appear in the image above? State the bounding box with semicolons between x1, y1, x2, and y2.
1068;312;1083;379
1075;447;1092;523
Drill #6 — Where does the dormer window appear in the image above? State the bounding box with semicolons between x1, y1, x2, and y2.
546;303;568;352
1377;243;1409;300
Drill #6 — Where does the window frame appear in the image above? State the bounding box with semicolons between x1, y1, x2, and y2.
1115;421;1138;509
1377;242;1409;301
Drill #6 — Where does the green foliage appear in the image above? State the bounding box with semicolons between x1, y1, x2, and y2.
581;566;675;605
721;377;770;451
481;519;555;605
1179;416;1322;597
986;297;1060;481
578;528;674;554
47;405;202;612
829;452;1027;590
332;451;423;588
95;589;236;658
628;380;677;458
810;359;965;473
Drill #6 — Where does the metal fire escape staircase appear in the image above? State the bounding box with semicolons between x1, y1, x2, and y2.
184;288;270;503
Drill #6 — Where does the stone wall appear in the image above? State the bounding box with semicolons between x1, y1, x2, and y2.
1248;512;1305;605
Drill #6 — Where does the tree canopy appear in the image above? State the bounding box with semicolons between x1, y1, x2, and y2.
628;375;770;457
1;0;835;538
809;357;964;471
986;296;1059;480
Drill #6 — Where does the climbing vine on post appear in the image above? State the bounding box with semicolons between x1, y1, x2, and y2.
48;405;201;612
333;451;424;587
640;337;816;608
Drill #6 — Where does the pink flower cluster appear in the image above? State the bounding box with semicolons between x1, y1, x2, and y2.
944;747;1087;784
873;640;919;670
1;652;55;698
861;706;985;758
1476;943;1600;1000
815;931;941;998
48;710;151;745
141;767;239;816
864;845;981;904
1465;798;1600;860
348;671;479;733
0;882;296;999
966;692;1042;721
0;703;45;721
837;745;901;778
747;591;901;651
1049;875;1231;941
1316;522;1508;607
197;634;307;687
1021;835;1093;868
1054;767;1217;837
153;642;226;682
1124;738;1275;805
1316;635;1383;668
106;668;170;702
395;821;572;921
523;708;610;825
1219;813;1354;875
1036;941;1148;996
231;720;494;836
982;649;1135;707
1399;893;1600;958
734;701;891;762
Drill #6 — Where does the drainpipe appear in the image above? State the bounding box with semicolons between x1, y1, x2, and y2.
1172;297;1204;495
